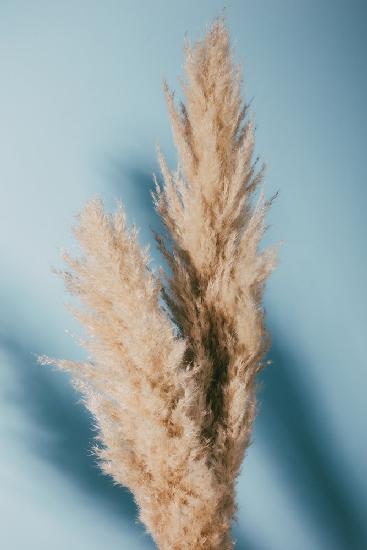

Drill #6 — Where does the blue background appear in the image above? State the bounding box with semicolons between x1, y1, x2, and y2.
1;1;366;548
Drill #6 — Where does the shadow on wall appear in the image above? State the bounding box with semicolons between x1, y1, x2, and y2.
2;162;365;550
104;158;165;251
0;335;154;543
258;335;367;550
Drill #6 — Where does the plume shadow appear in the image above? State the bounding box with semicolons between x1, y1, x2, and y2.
256;335;366;550
106;159;164;245
0;334;155;548
4;158;364;548
232;528;264;550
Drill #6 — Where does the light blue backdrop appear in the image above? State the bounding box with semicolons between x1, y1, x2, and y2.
1;1;366;549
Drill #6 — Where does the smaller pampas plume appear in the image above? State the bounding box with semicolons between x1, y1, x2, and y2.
39;18;278;549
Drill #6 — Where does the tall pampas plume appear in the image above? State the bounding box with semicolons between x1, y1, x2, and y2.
39;17;278;549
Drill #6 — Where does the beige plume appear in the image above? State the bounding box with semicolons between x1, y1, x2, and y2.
39;17;278;549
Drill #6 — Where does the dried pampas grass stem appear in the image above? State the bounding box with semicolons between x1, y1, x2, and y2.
40;17;277;550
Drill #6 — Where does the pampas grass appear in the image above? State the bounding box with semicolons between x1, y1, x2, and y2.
39;18;277;549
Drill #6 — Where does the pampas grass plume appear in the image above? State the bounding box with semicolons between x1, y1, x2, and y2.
39;17;278;549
